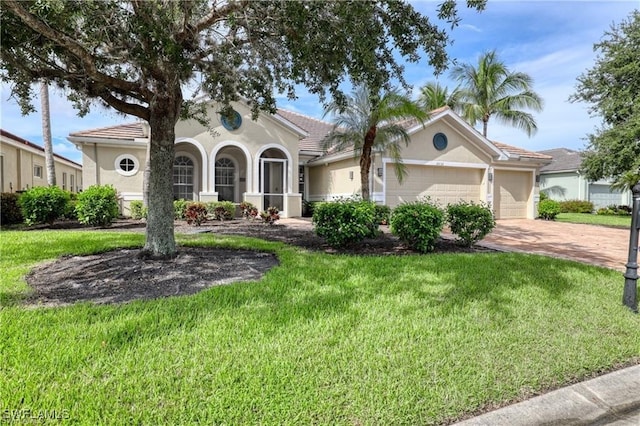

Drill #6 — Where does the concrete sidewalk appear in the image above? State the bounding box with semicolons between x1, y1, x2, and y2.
454;364;640;425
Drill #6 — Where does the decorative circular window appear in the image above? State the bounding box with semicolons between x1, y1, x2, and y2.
220;110;242;131
433;132;448;151
115;154;139;176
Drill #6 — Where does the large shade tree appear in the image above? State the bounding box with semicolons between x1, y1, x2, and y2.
322;85;428;201
1;0;485;257
451;50;543;138
570;11;640;185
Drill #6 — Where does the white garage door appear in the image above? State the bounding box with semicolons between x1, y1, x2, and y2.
385;165;482;208
589;184;623;209
493;170;531;219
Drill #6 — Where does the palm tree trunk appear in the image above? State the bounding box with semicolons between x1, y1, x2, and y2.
40;81;56;186
360;126;377;201
482;118;489;137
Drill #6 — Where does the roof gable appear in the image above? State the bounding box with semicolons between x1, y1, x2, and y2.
1;129;82;167
538;148;582;172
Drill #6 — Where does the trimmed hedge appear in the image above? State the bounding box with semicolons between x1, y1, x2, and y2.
390;200;444;253
207;201;235;220
19;186;70;225
446;201;496;247
75;184;119;226
313;199;377;248
538;199;561;220
1;192;23;225
559;199;593;214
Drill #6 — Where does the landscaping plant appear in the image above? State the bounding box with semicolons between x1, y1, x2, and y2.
240;201;259;220
538;199;561;220
260;206;280;225
559;199;594;214
207;201;235;221
0;192;23;225
75;184;119;227
446;200;496;247
173;199;188;220
130;200;148;220
373;204;392;225
18;185;70;225
313;199;377;248
390;199;444;253
185;202;208;226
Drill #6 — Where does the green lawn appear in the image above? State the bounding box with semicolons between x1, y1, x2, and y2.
1;231;639;425
556;212;633;228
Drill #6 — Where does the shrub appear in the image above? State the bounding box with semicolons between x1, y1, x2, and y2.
390;200;444;253
63;193;78;220
75;184;119;226
260;206;280;225
446;201;496;247
302;200;317;218
559;199;593;214
1;192;23;225
313;199;377;248
208;201;235;221
539;191;548;201
240;201;259;220
538;199;561;220
130;200;148;220
185;202;208;226
373;204;392;225
19;186;70;225
173;199;188;220
598;205;632;216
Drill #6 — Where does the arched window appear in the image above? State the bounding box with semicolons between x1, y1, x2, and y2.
173;155;194;200
215;157;236;202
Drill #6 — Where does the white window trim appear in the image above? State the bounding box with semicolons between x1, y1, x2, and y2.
114;154;139;177
33;164;43;178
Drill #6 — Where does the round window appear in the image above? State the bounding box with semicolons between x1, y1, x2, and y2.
433;132;448;151
220;110;242;130
114;154;139;176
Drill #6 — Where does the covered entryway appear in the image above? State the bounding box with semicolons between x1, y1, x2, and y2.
493;170;531;219
173;142;205;201
213;146;248;203
385;165;482;208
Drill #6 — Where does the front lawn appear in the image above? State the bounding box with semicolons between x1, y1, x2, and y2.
556;212;632;228
1;231;638;425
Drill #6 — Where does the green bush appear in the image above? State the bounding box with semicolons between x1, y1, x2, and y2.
373;204;392;225
1;192;23;225
19;186;70;225
597;205;632;216
63;193;78;220
446;201;496;247
173;199;188;220
538;199;561;220
559;199;594;214
75;184;120;226
539;191;548;201
312;199;377;248
185;202;208;226
240;201;259;220
302;200;318;218
207;201;235;220
390;200;444;253
130;200;148;220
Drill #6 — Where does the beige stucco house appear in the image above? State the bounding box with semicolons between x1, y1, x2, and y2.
0;129;82;193
68;103;550;219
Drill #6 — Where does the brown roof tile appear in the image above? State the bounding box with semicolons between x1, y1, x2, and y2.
69;122;145;140
276;109;333;152
492;141;552;161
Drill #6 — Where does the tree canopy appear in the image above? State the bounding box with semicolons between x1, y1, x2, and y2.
417;81;462;112
570;11;640;184
1;0;485;256
322;85;427;201
450;50;543;138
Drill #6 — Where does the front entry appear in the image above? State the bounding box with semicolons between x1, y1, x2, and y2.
261;158;285;210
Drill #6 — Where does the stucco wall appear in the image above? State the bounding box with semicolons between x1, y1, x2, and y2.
540;172;581;200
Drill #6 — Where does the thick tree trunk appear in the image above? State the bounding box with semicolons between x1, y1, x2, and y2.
41;82;56;186
142;95;181;258
360;126;377;201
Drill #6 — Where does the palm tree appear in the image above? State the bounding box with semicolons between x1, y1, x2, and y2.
40;81;56;186
322;85;428;201
610;171;640;192
451;50;543;137
418;81;462;112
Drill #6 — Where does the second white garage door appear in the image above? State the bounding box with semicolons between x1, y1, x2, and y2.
493;170;531;219
385;165;482;208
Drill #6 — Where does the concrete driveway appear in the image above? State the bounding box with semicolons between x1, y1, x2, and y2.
475;219;632;271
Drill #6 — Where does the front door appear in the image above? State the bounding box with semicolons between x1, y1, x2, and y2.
261;159;286;211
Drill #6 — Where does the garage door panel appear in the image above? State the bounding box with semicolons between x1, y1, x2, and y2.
589;184;622;209
386;165;482;208
494;170;531;219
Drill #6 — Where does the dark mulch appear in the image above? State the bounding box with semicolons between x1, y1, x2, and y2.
22;218;493;307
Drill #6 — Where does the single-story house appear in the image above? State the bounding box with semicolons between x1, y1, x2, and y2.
68;103;551;219
0;129;83;193
538;148;632;209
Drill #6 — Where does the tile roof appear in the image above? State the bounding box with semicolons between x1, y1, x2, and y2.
537;148;583;172
276;109;333;152
492;141;553;161
69;122;145;140
0;129;82;167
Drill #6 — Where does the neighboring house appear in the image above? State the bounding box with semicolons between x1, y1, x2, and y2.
0;129;82;193
538;148;632;209
68;103;551;219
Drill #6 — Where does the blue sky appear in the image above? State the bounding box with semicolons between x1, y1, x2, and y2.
1;0;638;164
